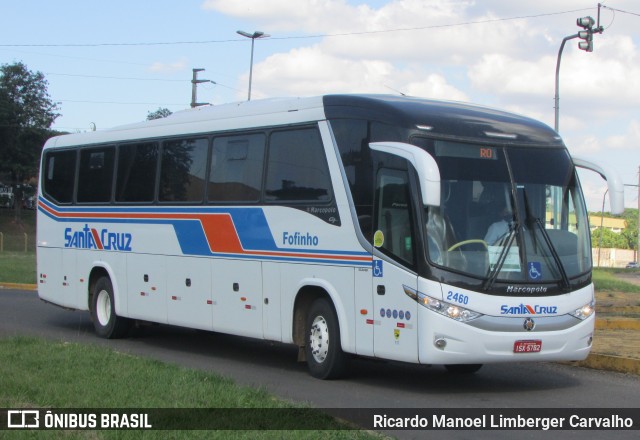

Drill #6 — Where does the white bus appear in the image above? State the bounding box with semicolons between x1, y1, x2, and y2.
37;95;624;378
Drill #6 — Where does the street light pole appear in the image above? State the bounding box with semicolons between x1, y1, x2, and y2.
237;30;270;101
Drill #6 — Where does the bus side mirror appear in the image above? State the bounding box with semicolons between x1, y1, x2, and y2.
369;142;441;207
572;156;625;215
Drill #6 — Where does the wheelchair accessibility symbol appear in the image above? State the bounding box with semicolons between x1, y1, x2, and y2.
373;260;383;277
528;262;542;280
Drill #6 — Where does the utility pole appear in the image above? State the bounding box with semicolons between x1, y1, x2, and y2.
191;68;209;108
637;165;639;262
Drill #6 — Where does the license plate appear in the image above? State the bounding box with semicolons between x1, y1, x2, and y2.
514;340;542;353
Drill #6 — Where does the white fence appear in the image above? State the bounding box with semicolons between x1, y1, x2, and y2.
593;248;637;268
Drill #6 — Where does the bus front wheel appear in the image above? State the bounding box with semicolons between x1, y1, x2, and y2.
305;298;346;379
90;276;130;339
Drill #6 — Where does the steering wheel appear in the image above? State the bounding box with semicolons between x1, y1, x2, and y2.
447;239;489;252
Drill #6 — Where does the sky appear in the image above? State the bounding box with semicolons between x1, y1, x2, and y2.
1;0;638;213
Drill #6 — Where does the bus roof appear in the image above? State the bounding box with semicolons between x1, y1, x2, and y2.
44;94;562;149
44;96;326;149
323;94;562;145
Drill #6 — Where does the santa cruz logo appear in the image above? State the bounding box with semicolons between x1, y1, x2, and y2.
64;224;132;251
500;304;558;315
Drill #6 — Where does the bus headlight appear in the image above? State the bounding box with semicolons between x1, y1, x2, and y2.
570;301;595;320
417;292;482;323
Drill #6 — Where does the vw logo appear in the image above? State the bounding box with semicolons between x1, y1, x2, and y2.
523;318;536;331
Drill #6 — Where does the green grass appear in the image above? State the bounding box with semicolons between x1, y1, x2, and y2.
0;251;36;284
0;208;37;284
0;336;378;439
592;268;640;293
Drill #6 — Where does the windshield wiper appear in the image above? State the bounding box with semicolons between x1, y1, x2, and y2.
520;187;571;291
532;217;571;290
483;224;518;291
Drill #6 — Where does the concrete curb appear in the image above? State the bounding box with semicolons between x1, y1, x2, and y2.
570;353;640;376
0;282;37;291
0;283;638;375
599;306;640;315
596;318;640;330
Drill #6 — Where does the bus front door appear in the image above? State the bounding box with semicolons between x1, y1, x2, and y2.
372;164;419;363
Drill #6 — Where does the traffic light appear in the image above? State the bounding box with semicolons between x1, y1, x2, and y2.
576;16;595;52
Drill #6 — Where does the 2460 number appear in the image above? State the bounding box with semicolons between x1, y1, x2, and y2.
446;291;469;305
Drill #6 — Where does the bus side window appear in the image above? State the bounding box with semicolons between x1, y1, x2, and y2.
208;134;265;203
77;146;115;203
116;142;158;203
43;149;77;204
265;128;332;202
159;138;208;203
331;119;372;240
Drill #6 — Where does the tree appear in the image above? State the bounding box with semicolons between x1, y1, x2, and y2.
591;227;628;249
147;107;172;120
590;208;638;254
0;62;60;222
620;208;638;254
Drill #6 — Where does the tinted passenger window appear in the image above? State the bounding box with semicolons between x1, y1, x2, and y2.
77;146;115;203
331;119;372;238
159;138;208;203
43;150;76;204
208;134;265;202
265;128;331;202
116;142;158;202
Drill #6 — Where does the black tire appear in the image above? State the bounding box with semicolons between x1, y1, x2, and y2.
444;364;483;374
305;298;347;379
90;276;130;339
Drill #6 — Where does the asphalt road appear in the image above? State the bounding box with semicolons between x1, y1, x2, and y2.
1;288;639;440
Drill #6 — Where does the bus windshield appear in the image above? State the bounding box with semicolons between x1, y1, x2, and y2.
424;141;591;287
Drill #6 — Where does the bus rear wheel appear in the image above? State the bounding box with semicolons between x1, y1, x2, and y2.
90;276;130;339
305;298;346;379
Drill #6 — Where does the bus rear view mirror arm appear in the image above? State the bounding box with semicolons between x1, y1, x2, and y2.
369;142;441;207
572;156;625;215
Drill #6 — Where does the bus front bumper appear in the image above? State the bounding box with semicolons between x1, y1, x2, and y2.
418;310;594;365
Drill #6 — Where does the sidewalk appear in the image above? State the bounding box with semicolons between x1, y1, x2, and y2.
2;282;638;375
